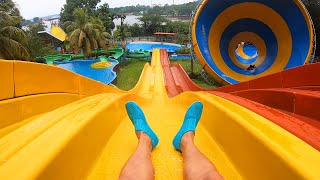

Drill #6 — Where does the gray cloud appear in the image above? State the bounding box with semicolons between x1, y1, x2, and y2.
13;0;195;19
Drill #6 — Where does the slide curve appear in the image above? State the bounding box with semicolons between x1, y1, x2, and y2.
192;0;316;85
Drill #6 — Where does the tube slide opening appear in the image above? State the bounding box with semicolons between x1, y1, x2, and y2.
192;0;315;85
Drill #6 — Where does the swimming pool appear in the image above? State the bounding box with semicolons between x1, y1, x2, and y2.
54;59;118;84
170;54;195;60
126;42;183;53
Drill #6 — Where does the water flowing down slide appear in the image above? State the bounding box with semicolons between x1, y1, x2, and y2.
1;49;320;179
192;0;316;85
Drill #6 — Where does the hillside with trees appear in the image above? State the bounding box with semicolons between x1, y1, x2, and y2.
59;0;194;46
109;1;198;16
1;0;319;61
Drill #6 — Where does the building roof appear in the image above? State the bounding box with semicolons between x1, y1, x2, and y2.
38;24;67;43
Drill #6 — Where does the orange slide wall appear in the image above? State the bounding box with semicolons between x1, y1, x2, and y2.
160;49;320;151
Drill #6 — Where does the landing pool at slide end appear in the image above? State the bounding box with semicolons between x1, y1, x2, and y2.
192;0;316;85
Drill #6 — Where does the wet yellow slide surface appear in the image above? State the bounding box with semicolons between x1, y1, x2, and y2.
0;50;320;179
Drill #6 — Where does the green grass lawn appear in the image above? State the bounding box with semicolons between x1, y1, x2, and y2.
175;59;217;89
116;59;147;90
116;59;217;91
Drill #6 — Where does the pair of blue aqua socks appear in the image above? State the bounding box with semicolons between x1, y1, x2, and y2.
125;101;203;151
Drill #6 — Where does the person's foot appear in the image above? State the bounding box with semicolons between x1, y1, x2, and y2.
173;102;203;152
125;102;159;149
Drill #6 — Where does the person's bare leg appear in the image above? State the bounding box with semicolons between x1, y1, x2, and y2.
119;102;159;180
119;132;154;180
181;132;223;180
173;102;223;180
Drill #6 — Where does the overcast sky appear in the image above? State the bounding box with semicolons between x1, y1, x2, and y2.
13;0;195;19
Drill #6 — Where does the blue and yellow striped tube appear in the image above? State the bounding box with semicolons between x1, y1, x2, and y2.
192;0;315;85
235;43;258;66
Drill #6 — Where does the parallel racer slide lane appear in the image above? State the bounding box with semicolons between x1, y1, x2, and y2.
160;49;320;151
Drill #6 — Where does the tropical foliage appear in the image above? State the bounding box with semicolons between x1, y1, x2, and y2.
122;14;190;44
113;25;132;40
63;8;111;57
138;14;167;36
60;0;101;22
95;3;113;33
110;2;198;16
0;0;29;60
127;23;144;37
26;22;57;59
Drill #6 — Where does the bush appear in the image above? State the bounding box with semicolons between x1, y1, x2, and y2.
175;47;191;54
32;57;46;63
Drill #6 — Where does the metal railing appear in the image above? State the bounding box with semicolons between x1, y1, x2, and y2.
188;0;204;73
298;0;317;63
187;0;218;86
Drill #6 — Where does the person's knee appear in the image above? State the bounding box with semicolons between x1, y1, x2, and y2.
184;168;223;180
120;171;154;180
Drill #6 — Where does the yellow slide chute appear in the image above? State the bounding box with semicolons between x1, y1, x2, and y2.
0;49;319;179
38;24;67;43
50;24;67;42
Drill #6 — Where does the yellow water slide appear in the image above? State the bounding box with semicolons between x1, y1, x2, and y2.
51;24;67;42
0;49;319;179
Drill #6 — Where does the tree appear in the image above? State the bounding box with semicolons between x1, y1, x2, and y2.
108;2;197;15
60;0;101;22
110;4;150;14
166;21;189;34
26;22;46;35
163;4;176;16
0;0;22;25
138;14;167;36
33;17;40;23
26;22;57;59
22;18;32;26
113;24;132;40
109;13;117;31
96;3;112;33
148;5;163;14
63;8;111;57
117;14;127;41
175;2;196;16
0;0;29;60
128;23;144;37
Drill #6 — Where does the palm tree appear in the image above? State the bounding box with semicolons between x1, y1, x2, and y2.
113;25;132;40
109;13;117;31
0;0;29;60
63;8;111;58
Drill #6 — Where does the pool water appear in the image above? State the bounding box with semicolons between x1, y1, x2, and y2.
54;59;118;84
170;54;195;60
126;42;183;53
